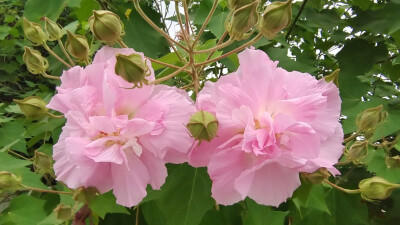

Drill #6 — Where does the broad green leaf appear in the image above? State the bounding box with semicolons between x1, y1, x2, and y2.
24;0;66;22
0;195;49;225
244;199;288;225
194;0;229;38
89;191;130;219
116;3;170;58
141;200;167;225
156;163;214;225
365;149;400;183
71;0;100;22
0;120;26;153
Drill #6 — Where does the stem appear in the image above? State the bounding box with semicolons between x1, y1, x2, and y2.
84;58;90;66
8;150;31;161
195;33;263;67
117;38;128;48
43;43;71;68
57;39;75;66
24;186;74;195
147;57;182;70
192;0;218;47
323;179;361;194
182;0;192;36
193;38;234;54
175;2;190;45
148;63;190;85
285;0;308;41
42;72;61;80
344;130;360;143
132;0;189;52
47;112;64;119
335;160;351;166
135;206;139;225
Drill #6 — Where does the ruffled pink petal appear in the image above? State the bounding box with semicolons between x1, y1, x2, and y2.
59;66;87;90
122;118;155;138
140;150;167;189
235;162;301;207
111;151;150;207
208;148;254;205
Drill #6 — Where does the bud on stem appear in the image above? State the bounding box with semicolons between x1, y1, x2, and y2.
14;96;49;119
258;0;293;39
187;111;218;142
23;46;49;75
23;17;47;45
359;176;400;202
44;17;63;41
65;31;90;60
115;53;151;88
89;10;124;45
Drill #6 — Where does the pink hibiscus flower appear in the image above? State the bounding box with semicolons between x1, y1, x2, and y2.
189;48;343;207
48;46;196;207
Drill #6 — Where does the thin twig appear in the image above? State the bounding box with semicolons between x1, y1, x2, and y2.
57;39;75;66
148;63;190;85
323;179;361;194
42;72;61;80
43;43;72;68
193;38;234;54
24;186;74;195
285;0;308;41
195;33;263;67
132;0;189;52
192;0;219;47
147;57;182;69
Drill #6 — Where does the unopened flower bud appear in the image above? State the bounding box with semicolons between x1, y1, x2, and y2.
65;30;89;60
44;17;63;41
33;150;53;174
358;176;400;202
14;96;49;119
346;141;368;164
23;17;47;45
187;111;218;142
89;10;124;45
356;105;386;133
324;69;340;87
54;204;74;221
258;0;292;39
23;46;49;75
115;53;151;88
73;187;98;204
228;0;257;9
227;1;259;41
386;155;400;169
300;167;330;184
0;171;23;191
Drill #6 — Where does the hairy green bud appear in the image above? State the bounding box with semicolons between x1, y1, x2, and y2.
115;53;151;88
14;96;49;119
23;17;47;45
44;17;63;41
187;111;218;142
65;30;89;60
0;171;23;191
23;46;49;75
33;150;53;174
226;1;259;41
89;10;124;45
359;176;400;202
258;0;292;39
356;105;386;133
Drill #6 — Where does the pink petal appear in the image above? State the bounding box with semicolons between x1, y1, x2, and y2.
140;150;167;189
111;151;150;207
235;162;301;207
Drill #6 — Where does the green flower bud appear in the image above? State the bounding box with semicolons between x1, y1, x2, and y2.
73;187;98;204
300;167;330;184
386;155;400;169
115;53;151;88
346;140;368;164
65;30;90;60
356;105;387;133
324;69;340;87
0;171;23;191
89;10;124;45
187;111;218;142
54;204;74;221
228;0;257;9
359;176;400;202
33;150;53;174
23;46;49;75
23;17;47;45
226;1;259;41
14;96;49;119
258;0;292;39
44;17;63;41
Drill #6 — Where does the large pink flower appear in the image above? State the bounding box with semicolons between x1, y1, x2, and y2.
189;48;343;207
48;46;196;207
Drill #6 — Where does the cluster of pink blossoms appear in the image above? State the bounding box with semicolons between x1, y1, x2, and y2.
48;46;343;208
48;47;196;207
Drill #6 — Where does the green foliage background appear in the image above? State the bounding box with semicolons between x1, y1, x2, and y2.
0;0;400;224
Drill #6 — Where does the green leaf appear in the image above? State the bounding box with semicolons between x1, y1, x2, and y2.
0;195;49;225
244;199;288;225
89;191;130;219
71;0;100;22
141;200;167;225
0;120;26;154
0;26;11;40
24;0;66;22
116;3;170;58
194;0;229;38
155;163;214;225
365;149;400;183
